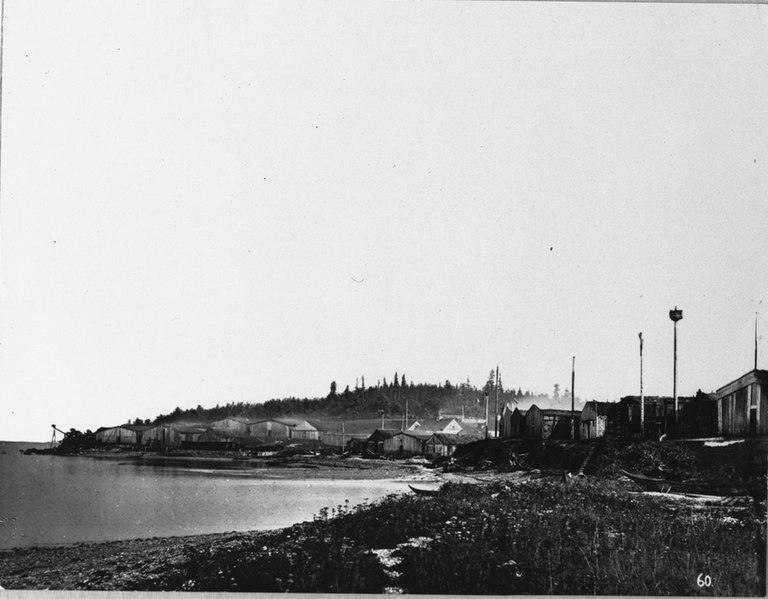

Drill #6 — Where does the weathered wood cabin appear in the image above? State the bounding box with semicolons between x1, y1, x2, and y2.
382;431;430;457
579;401;610;439
249;418;320;440
210;418;250;436
498;405;526;439
716;369;768;436
423;433;472;457
524;405;575;439
95;424;151;446
364;429;396;455
607;395;702;438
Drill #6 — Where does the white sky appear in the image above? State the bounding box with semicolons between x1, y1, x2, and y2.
1;1;767;441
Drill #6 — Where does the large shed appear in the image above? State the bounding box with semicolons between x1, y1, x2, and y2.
95;424;150;446
250;418;321;440
716;369;768;436
579;401;610;439
524;406;575;439
423;433;475;457
210;418;250;436
382;431;430;457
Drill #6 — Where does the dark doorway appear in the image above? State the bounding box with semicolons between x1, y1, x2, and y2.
750;408;757;435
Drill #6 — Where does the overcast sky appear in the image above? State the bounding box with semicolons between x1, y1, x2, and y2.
1;1;766;441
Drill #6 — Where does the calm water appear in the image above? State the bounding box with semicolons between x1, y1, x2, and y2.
0;442;409;550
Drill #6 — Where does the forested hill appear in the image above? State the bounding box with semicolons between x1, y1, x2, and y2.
143;373;571;426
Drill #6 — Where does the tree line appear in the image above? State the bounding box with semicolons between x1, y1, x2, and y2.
143;371;560;426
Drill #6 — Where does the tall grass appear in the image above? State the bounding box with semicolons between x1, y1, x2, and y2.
147;480;763;595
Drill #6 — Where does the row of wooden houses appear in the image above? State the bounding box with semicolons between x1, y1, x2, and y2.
499;369;768;440
93;414;483;455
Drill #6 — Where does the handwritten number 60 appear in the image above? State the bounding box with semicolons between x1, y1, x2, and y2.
697;574;712;588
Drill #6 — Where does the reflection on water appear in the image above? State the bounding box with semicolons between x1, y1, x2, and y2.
0;443;408;550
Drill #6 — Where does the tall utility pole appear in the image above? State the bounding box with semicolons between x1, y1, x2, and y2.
669;307;683;428
494;365;500;438
571;356;575;439
756;313;759;371
639;332;644;439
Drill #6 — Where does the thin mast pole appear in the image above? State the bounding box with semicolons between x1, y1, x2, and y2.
571;356;575;439
494;365;499;438
756;313;759;371
673;318;678;424
639;332;644;439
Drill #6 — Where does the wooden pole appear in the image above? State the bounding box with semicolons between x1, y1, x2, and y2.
494;365;499;438
639;332;644;438
571;357;575;439
756;313;759;371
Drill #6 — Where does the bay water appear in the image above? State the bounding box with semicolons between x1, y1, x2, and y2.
0;442;409;550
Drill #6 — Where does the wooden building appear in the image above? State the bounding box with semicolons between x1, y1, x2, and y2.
365;429;396;455
210;418;250;436
509;408;526;438
144;423;180;449
249;418;320;440
382;431;430;457
423;433;471;457
175;425;211;446
606;396;695;439
716;369;768;436
498;405;526;439
95;424;150;446
524;405;574;439
579;401;610;439
408;418;462;434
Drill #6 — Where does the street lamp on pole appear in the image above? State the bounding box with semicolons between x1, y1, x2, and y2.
669;307;683;429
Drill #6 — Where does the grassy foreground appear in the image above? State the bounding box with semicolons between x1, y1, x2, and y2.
88;479;763;595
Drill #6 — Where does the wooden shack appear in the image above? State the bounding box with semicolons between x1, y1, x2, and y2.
524;405;542;438
423;433;470;457
716;369;768;436
382;431;430;457
509;408;526;438
607;396;695;438
95;424;150;446
579;401;610;439
210;418;250;436
524;405;574;439
365;429;395;455
250;418;321;440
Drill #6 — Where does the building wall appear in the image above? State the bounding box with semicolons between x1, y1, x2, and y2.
250;420;293;438
718;379;768;436
510;411;526;438
96;427;138;445
383;433;425;456
524;406;542;438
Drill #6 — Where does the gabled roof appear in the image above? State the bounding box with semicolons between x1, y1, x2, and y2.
171;424;211;434
391;430;432;441
367;429;396;442
428;433;473;446
211;417;250;425
716;369;768;397
409;418;462;432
